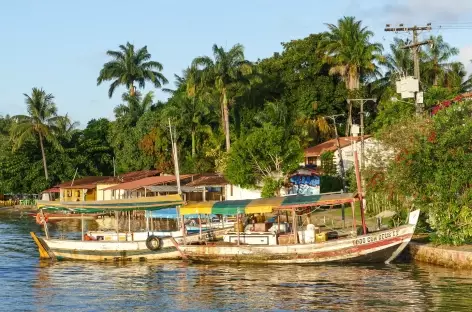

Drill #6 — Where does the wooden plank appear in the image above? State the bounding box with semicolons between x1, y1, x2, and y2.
169;237;188;260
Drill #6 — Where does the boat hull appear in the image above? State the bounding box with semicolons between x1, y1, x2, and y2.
177;225;416;264
31;228;230;262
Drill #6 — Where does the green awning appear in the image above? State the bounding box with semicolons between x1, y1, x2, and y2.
210;199;251;215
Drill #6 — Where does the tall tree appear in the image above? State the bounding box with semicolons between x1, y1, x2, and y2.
97;42;168;98
423;35;459;86
10;88;61;180
321;16;384;135
114;91;154;125
385;37;414;79
190;43;252;151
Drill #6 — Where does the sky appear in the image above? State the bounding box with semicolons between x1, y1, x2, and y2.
1;0;472;126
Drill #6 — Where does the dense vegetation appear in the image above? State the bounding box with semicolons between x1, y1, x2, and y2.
1;16;472;243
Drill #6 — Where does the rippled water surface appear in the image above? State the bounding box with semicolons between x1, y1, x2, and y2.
2;214;472;311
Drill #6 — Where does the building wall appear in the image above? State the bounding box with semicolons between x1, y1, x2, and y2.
225;185;262;200
61;188;87;202
96;184;125;201
333;138;392;173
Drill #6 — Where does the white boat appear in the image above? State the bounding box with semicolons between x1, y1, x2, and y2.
31;195;231;261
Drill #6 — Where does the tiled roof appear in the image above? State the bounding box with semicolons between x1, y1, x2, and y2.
185;175;228;187
104;175;194;191
98;170;161;184
304;136;372;157
56;176;112;188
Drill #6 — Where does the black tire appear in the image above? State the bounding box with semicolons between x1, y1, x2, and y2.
146;235;162;251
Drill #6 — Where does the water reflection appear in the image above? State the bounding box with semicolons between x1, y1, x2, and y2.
2;217;472;311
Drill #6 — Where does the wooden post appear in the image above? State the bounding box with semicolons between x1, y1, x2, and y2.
202;187;206;202
81;213;84;241
351;202;357;235
40;209;50;239
128;211;131;238
198;214;202;239
292;208;298;244
115;211;119;241
181;215;186;244
277;211;281;234
237;213;240;246
354;151;367;235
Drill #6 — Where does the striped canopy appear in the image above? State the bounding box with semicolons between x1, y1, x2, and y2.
37;194;184;213
180;193;356;216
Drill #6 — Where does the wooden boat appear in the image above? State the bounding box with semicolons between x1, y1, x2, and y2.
31;212;99;224
175;200;419;264
174;151;420;265
31;195;231;261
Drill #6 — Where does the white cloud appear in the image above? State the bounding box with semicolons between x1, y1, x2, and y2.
359;0;472;24
459;46;472;75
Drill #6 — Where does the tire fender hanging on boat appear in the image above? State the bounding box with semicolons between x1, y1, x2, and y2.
35;214;48;225
146;235;163;251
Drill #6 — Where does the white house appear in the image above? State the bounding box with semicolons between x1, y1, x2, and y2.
304;135;391;174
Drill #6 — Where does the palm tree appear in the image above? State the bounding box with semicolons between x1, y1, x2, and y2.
320;16;384;135
441;62;471;92
114;91;154;124
97;42;168;98
10;88;61;180
385;38;414;79
56;113;80;139
190;44;252;151
423;35;459;86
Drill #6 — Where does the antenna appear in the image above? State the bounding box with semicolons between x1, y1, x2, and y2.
71;168;78;186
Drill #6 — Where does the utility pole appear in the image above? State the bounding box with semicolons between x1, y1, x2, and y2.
325;114;347;192
347;98;376;171
385;24;432;115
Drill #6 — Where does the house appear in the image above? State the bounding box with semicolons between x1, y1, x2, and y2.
304;135;388;174
57;176;112;202
95;170;161;200
185;174;228;201
102;174;195;200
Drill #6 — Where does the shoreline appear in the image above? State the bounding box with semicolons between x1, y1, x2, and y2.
403;240;472;269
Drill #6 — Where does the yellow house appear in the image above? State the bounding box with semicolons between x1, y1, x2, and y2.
58;176;112;202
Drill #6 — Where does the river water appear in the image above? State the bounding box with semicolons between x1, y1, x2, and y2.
2;214;472;312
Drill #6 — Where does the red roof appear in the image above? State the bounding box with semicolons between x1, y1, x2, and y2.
104;175;194;191
56;176;112;188
185;174;228;187
41;187;60;193
304;136;372;157
98;170;161;184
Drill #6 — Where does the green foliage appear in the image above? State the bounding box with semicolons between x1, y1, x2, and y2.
225;124;303;189
375;101;472;245
320;151;336;176
319;175;343;193
261;177;284;198
370;98;415;132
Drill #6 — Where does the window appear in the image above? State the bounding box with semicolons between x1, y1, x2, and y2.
307;157;317;165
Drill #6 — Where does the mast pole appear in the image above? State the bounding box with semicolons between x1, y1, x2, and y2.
169;118;182;231
354;151;366;235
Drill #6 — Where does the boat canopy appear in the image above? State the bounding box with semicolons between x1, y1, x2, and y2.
180;193;356;216
144;208;213;219
36;195;184;213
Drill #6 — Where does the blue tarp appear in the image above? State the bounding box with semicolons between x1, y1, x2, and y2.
145;208;216;219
